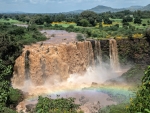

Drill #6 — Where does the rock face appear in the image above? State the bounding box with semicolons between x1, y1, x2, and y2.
109;39;120;71
12;41;94;86
100;38;150;65
12;38;149;87
117;39;150;64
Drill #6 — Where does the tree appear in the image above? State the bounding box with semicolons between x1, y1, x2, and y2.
145;27;150;41
44;15;52;23
123;22;129;27
128;66;150;112
76;34;84;41
36;96;80;113
79;19;89;27
79;11;99;26
99;22;103;29
103;18;112;24
134;17;142;24
122;16;133;23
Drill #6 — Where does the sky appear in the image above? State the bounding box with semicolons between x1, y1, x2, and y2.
0;0;150;13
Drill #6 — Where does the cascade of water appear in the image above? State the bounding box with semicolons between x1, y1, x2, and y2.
109;39;120;71
12;41;95;87
25;50;30;80
91;40;102;66
96;41;102;66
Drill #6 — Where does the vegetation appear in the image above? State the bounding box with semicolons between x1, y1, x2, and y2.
145;27;150;40
35;96;80;113
100;65;150;113
1;10;150;39
0;23;46;112
128;66;150;113
0;9;150;112
100;103;129;113
76;34;85;41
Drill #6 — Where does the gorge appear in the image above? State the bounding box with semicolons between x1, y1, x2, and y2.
11;30;150;112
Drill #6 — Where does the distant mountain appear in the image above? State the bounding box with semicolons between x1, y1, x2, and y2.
141;4;150;11
64;10;84;14
89;5;125;13
0;11;25;14
67;4;150;14
127;6;143;11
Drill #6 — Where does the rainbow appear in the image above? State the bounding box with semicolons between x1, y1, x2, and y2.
25;84;135;104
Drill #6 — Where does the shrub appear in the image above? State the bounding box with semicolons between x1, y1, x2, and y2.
35;96;80;113
76;34;84;41
145;27;150;38
8;88;23;106
79;19;89;27
128;66;150;112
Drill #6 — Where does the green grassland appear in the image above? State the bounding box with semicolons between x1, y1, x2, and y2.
1;17;149;39
50;18;150;39
0;18;23;24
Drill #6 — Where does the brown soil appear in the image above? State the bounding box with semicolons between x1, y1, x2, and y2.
40;30;77;44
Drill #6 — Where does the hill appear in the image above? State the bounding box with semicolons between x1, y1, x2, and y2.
141;4;150;11
89;5;125;13
67;4;150;14
127;6;143;11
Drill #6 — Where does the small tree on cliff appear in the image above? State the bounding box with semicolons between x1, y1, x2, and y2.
145;27;150;41
76;34;85;41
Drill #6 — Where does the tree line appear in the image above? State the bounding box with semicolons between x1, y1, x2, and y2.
1;10;150;26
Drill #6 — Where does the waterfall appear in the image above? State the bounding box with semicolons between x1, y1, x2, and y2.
12;39;121;87
96;41;102;66
12;41;95;86
109;39;120;71
25;50;30;80
90;40;102;66
94;40;102;65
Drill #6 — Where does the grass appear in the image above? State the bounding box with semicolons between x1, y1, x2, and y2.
142;18;150;24
0;18;23;24
52;22;77;27
46;18;150;39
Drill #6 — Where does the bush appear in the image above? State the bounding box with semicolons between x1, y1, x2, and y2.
128;66;150;112
8;88;23;106
76;34;84;41
143;24;146;26
79;19;89;27
145;27;150;38
109;25;118;31
35;96;80;113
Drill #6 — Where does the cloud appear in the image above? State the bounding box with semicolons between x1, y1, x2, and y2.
28;0;102;4
0;0;149;13
1;0;149;6
29;0;49;4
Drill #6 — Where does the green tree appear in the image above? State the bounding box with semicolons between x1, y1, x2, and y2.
99;22;103;29
128;66;150;112
134;17;142;24
122;16;133;23
79;19;89;27
36;96;80;113
103;18;112;24
145;27;150;43
79;11;99;26
76;34;84;41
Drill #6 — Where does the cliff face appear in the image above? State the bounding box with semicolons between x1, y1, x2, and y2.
100;38;150;65
117;39;150;64
12;41;94;86
12;38;150;87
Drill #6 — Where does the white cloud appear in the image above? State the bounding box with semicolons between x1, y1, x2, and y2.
29;0;49;4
